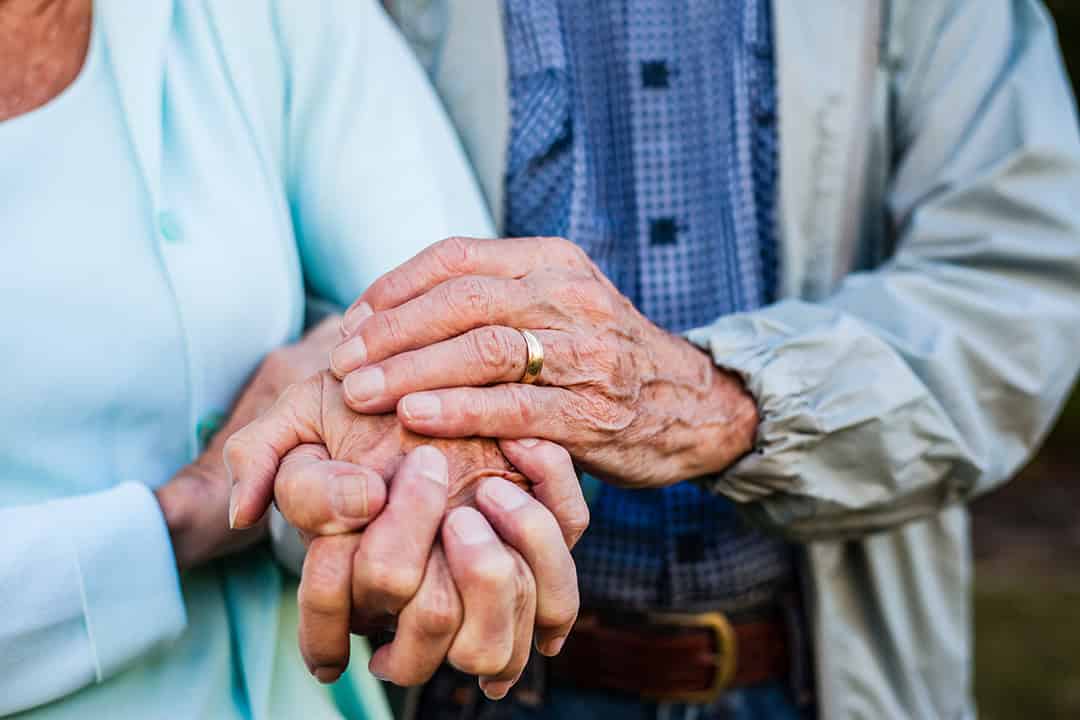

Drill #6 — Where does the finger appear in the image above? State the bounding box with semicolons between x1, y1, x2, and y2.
274;444;388;535
442;507;519;678
397;384;574;443
298;533;363;683
306;313;344;345
334;274;541;374
351;445;449;620
367;547;462;686
224;373;326;529
346;236;588;323
498;439;588;549
337;326;569;414
478;547;536;701
475;478;579;658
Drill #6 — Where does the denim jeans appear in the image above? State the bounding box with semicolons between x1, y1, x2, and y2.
411;666;808;720
510;683;804;720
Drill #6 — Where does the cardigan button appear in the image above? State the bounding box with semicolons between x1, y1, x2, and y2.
196;411;226;452
157;211;184;243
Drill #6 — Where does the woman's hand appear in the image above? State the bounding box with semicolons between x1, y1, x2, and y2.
330;236;759;488
155;317;342;571
224;372;588;698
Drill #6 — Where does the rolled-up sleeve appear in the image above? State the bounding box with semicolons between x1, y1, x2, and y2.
0;483;186;715
687;0;1080;540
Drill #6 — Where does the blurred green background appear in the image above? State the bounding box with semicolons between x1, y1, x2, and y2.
970;6;1080;719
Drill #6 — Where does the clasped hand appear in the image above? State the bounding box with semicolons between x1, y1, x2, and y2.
226;368;587;700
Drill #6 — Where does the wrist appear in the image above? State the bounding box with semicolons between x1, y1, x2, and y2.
155;461;230;572
656;336;759;482
155;475;199;572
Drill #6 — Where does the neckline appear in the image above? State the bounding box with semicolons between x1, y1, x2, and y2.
0;5;101;131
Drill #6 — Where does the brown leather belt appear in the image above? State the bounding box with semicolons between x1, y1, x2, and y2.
548;608;791;704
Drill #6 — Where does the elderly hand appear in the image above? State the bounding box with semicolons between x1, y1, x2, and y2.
154;316;342;571
224;372;587;698
330;236;759;488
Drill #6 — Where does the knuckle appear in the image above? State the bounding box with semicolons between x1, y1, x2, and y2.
564;504;591;542
371;311;407;348
450;640;512;677
446;276;493;319
542;591;579;631
435;236;477;273
513;507;554;547
511;555;536;607
222;434;253;476
360;556;423;606
504;384;538;424
552;237;589;266
469;326;516;372
552;281;591;311
413;590;462;637
462;553;515;590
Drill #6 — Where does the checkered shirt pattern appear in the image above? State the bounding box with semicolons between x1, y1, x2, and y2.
503;0;794;612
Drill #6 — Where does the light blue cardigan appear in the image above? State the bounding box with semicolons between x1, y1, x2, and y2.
0;1;491;716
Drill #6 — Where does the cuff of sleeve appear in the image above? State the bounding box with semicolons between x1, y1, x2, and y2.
67;482;187;680
684;301;958;526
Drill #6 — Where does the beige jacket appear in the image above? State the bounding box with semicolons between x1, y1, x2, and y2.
387;1;1080;717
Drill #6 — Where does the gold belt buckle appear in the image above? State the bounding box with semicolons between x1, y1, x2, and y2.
642;611;738;705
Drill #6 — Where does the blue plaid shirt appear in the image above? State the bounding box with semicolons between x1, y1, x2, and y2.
503;0;794;612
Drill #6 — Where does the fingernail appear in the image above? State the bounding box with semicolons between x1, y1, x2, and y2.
482;478;529;511
540;635;567;657
480;679;513;701
333;474;371;518
413;445;449;486
343;367;384;405
314;666;343;684
448;507;495;545
330;336;368;375
400;393;441;421
228;492;239;529
341;302;373;336
512;437;540;448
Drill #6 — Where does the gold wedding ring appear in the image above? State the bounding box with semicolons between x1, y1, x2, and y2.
518;329;545;385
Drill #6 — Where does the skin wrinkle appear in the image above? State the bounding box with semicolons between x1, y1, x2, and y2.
312;371;531;507
335;235;759;488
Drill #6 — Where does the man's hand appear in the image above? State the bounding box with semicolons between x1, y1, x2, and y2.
224;373;588;698
155;316;342;571
330;236;759;488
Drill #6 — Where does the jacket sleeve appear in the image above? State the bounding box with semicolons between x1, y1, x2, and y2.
278;0;495;309
686;0;1080;540
0;483;187;715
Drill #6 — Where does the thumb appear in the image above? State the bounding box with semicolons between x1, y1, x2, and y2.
275;443;388;535
224;372;326;529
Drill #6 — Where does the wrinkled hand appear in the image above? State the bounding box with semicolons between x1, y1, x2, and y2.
330;236;759;488
224;372;587;698
155;316;342;571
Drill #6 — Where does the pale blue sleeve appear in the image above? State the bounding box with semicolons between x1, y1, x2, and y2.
278;0;495;308
0;482;186;715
